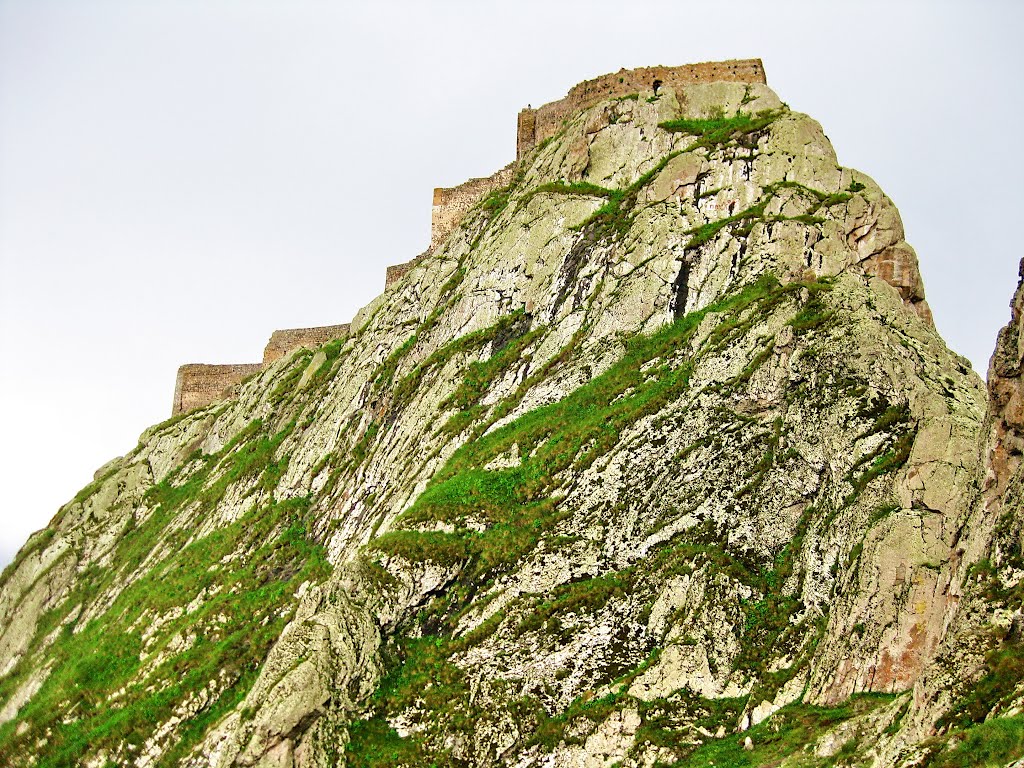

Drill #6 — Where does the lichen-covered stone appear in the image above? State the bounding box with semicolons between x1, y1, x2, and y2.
0;71;1020;768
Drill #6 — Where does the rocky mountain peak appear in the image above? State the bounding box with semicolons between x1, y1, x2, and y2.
0;62;1020;768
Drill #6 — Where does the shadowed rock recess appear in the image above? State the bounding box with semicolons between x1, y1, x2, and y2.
1;60;1022;767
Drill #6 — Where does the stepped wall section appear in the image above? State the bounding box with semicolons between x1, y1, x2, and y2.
263;325;351;365
173;60;768;412
172;364;263;416
516;59;766;159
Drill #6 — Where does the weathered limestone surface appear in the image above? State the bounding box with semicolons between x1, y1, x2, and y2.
0;64;1020;767
872;258;1024;766
988;259;1024;445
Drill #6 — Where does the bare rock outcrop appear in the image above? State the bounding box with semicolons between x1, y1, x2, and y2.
0;63;1019;767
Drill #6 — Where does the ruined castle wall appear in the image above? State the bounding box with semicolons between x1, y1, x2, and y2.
430;163;515;250
263;324;351;365
516;109;537;162
384;160;515;288
171;363;262;416
385;260;417;288
517;59;766;159
173;61;769;415
385;247;431;288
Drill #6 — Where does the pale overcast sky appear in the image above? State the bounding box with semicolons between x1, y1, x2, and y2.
1;0;1020;567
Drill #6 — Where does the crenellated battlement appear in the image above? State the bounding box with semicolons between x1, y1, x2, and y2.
171;60;767;415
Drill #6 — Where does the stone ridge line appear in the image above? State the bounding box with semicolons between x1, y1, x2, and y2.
172;59;767;416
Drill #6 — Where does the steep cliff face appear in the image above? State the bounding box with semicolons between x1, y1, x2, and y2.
877;259;1024;768
0;69;1017;767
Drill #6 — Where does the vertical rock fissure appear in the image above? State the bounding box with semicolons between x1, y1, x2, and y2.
549;229;598;321
671;259;690;318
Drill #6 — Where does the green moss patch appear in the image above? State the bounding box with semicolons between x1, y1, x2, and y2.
928;715;1024;768
659;109;785;153
0;497;330;766
668;695;890;767
0;414;331;766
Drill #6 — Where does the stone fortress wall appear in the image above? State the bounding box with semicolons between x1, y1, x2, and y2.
384;256;425;288
263;325;351;365
385;163;515;287
517;59;766;159
431;164;515;250
172;60;766;414
172;325;353;416
385;60;764;286
172;364;263;416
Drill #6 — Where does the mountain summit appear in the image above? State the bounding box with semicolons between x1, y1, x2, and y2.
1;60;1021;767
